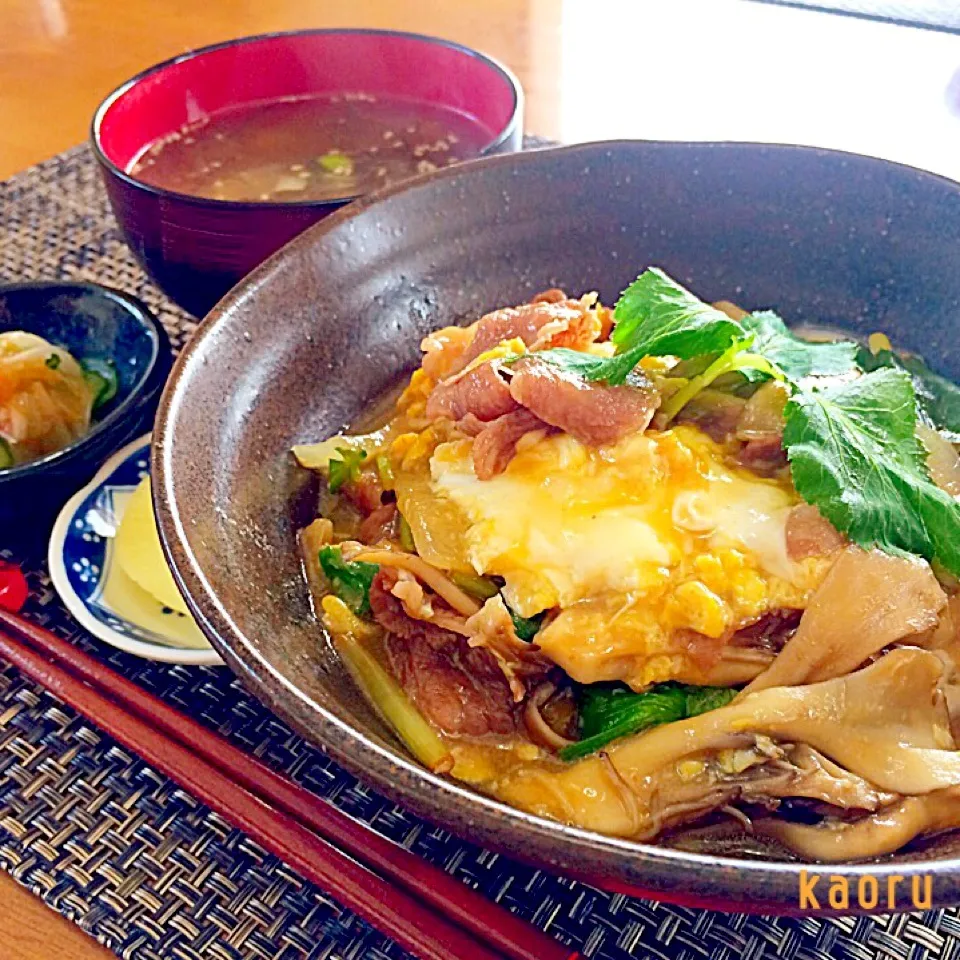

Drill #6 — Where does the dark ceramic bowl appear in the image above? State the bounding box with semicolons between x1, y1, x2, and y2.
91;29;523;317
154;141;960;912
0;282;171;542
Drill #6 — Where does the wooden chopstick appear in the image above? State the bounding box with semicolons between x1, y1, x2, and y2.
0;608;580;960
0;618;491;960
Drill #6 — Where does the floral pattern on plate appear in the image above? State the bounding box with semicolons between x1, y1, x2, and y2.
48;433;222;665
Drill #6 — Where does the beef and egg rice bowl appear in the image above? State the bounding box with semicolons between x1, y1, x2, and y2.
294;266;960;862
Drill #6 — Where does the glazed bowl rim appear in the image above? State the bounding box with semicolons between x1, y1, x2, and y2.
90;27;524;213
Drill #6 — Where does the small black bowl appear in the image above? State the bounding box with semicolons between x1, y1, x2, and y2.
0;282;172;543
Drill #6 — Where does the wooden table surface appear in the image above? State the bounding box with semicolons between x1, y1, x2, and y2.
4;0;960;957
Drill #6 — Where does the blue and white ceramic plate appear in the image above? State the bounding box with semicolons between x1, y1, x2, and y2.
48;434;222;665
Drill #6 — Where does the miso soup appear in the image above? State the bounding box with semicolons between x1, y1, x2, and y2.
129;93;492;203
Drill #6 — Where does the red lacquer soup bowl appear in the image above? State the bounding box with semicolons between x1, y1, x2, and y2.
92;30;523;316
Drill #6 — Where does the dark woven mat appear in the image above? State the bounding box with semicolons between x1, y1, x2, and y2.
0;143;954;959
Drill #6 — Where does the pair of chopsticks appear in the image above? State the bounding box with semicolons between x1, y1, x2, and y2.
0;608;580;960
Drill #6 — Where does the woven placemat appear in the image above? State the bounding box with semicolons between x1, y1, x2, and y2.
1;143;957;960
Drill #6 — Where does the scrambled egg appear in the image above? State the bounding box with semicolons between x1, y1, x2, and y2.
399;423;831;690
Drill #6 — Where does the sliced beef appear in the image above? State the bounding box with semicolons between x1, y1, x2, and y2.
508;357;659;446
341;472;384;514
460;302;572;367
675;390;747;443
530;304;605;352
371;570;516;737
730;608;804;655
454;412;487;438
676;628;730;674
530;288;568;305
737;436;788;474
424;361;518;422
369;568;453;645
464;595;554;700
385;632;517;737
420;325;474;380
785;504;845;560
678;609;803;677
471;409;548;479
450;299;602;374
357;502;398;545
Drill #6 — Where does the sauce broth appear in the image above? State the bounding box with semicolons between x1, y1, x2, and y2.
129;93;492;203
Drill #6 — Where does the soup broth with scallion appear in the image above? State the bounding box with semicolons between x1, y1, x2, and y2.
129;93;492;203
